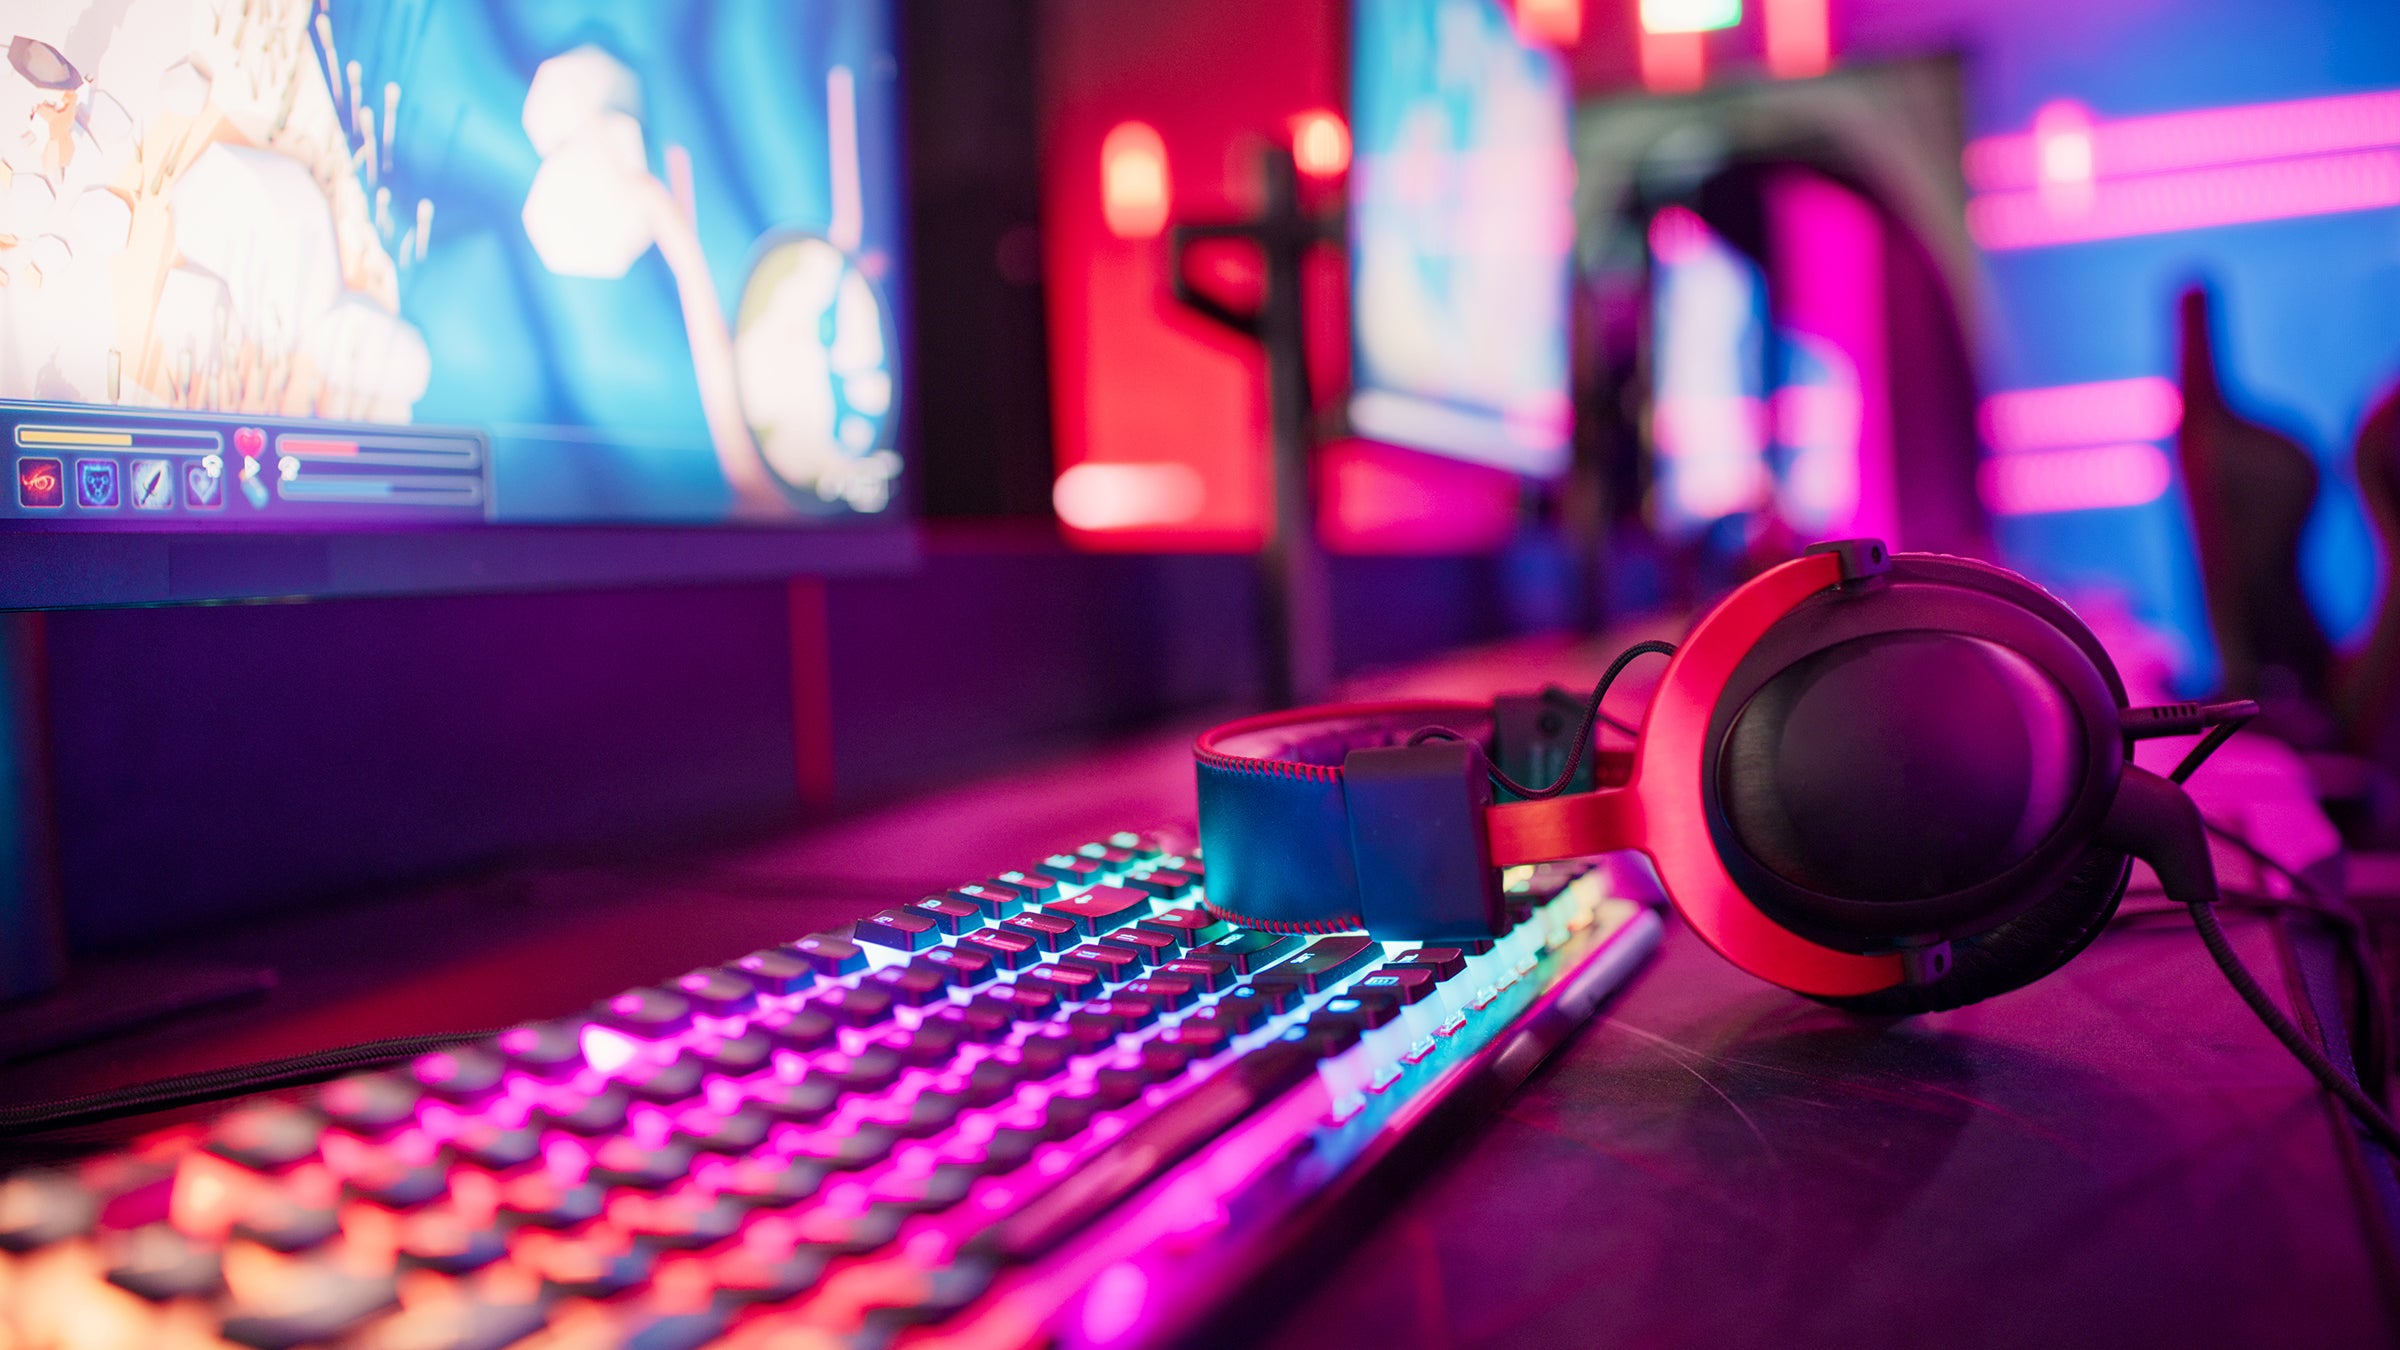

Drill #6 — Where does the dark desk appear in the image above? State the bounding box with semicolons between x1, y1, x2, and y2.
5;635;2394;1347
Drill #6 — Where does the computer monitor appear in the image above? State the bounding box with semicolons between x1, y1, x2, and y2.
1346;0;1575;479
0;1;911;607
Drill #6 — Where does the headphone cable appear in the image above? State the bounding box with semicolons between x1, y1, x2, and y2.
1411;639;1679;800
2168;711;2400;1156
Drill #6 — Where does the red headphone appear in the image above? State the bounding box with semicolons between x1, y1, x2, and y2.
1195;541;2235;1013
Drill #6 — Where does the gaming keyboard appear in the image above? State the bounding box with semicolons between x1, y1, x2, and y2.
0;835;1662;1349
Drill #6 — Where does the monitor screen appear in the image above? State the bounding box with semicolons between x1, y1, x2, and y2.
0;1;908;601
1347;0;1575;478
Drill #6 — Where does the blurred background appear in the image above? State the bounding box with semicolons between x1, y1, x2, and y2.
22;0;2400;962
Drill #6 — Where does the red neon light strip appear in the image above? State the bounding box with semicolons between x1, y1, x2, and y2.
1966;148;2400;250
1965;88;2400;192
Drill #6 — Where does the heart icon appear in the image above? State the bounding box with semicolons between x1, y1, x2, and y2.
234;426;265;459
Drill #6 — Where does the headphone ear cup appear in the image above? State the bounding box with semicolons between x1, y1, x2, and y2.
1811;847;2134;1015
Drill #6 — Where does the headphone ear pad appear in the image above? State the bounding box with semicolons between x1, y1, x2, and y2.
1811;846;2133;1015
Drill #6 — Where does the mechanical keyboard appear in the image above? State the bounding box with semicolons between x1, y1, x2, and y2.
0;834;1662;1349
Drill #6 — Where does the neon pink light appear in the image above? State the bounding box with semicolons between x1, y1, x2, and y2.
1766;171;1891;543
1640;29;1705;94
2032;101;2097;218
1966;88;2400;192
1081;1261;1153;1344
1648;205;1710;263
1764;0;1830;80
579;1025;640;1074
1978;444;2174;516
1979;377;2181;454
1968;149;2400;249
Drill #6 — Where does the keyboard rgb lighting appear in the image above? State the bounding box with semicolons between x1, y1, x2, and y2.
0;835;1662;1349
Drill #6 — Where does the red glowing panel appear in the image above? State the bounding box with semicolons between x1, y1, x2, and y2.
1290;110;1351;179
1099;121;1172;241
1763;0;1829;80
1979;377;2181;455
1317;440;1519;554
1640;29;1706;94
1514;0;1583;45
1968;149;2400;250
1979;444;2174;516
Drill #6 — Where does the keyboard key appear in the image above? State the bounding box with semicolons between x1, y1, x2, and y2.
409;1049;505;1105
536;1086;629;1136
815;984;897;1028
316;1074;420;1137
707;1245;831;1302
1156;956;1237;993
790;932;869;976
1237;978;1302;1013
975;985;1058;1024
722;1155;833;1207
1186;994;1268;1036
1063;1010;1124;1050
967;1040;1317;1262
1129;868;1194;900
0;1172;95;1252
445;1122;541;1172
818;1047;904;1095
1153;1022;1228;1057
594;987;694;1040
1088;996;1163;1033
1394;946;1468;981
994;870;1062;905
693;1028;774;1076
498;1174;607;1228
1110;925;1181;964
396;1208;507;1274
106;1224;224;1301
613;1189;748;1249
788;1122;900;1171
518;1226;653;1297
1079;844;1140;871
677;1107;773;1155
877;1021;964;1067
1057;943;1144;982
856;907;942;952
926;1002;1014;1043
1358;966;1438;1004
912;894;986;934
1001;912;1078;952
755;1006;837;1053
588;1135;697;1189
1257;934;1378;992
672;968;759;1017
492;1022;584;1084
731;948;816;995
229;1195;340;1253
866;962;949;1007
964;927;1042;970
951;882;1026;919
1189;929;1299;975
1313;989;1401;1031
347;1285;542;1349
1044;885;1149;936
788;1200;911;1255
1139;907;1229;944
1036;855;1105;890
1120;975;1198;1010
1107;830;1164;861
620;1055;703;1104
1018;962;1103;1000
218;1260;397;1349
1295;1013;1362;1057
924;945;997;987
748;1076;841;1124
869;1161;983;1212
207;1104;324;1171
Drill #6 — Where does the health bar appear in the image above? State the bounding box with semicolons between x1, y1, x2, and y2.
15;425;221;453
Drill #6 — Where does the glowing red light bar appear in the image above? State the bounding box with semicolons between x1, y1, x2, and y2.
1640;29;1706;94
1100;121;1172;241
1979;377;2181;455
1289;110;1351;179
1965;88;2400;192
1764;0;1829;80
1515;0;1583;46
1967;148;2400;250
1979;443;2174;516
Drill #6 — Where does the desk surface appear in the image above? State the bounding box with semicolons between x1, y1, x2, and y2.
4;633;2395;1347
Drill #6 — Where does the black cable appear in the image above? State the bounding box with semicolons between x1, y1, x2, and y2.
1411;639;1678;800
0;1028;498;1137
2157;706;2400;1151
2187;897;2400;1155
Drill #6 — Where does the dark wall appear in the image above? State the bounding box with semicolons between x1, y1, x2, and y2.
44;537;1518;952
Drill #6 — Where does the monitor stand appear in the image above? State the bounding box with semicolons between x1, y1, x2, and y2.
1169;146;1339;709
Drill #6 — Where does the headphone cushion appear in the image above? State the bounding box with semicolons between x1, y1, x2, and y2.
1810;846;2132;1015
